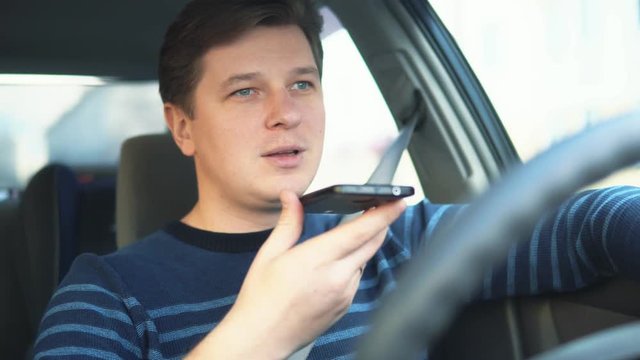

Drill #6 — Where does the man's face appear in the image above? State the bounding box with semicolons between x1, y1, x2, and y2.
188;25;324;212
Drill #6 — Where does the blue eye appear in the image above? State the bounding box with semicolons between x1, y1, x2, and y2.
234;88;255;97
292;81;312;90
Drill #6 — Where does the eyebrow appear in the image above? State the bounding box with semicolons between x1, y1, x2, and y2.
220;66;319;90
291;66;319;77
220;72;260;90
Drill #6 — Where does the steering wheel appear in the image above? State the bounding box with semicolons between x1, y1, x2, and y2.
356;115;640;360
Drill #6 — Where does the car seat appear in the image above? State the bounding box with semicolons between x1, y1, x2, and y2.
116;133;197;248
0;198;31;359
15;164;80;337
10;164;117;358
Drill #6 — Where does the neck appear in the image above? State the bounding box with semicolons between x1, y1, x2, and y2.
181;196;280;234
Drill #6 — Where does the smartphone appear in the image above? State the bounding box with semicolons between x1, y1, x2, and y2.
300;184;414;214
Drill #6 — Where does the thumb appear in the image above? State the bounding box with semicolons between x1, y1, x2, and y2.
257;190;304;261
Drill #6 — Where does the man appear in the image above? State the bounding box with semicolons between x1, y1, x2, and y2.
34;0;640;359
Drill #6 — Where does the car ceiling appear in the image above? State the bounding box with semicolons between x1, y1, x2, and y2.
0;0;343;81
0;0;186;80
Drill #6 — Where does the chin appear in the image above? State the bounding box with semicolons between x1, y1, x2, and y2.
269;180;311;200
257;170;316;204
279;184;308;197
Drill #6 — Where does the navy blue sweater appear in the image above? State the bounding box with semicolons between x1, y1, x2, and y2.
34;186;640;359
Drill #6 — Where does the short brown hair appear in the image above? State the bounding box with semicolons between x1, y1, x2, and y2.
158;0;324;116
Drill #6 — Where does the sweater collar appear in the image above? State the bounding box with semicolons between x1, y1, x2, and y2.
164;220;272;253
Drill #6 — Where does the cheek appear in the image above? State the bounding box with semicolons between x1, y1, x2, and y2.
192;121;237;163
307;107;325;167
304;97;325;132
313;107;326;141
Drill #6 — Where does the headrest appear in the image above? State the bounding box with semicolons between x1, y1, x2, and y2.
116;133;197;248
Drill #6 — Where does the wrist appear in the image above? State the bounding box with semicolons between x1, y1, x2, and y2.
186;307;295;360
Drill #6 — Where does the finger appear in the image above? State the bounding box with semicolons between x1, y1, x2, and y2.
314;200;406;261
256;190;304;261
332;226;386;278
341;228;388;271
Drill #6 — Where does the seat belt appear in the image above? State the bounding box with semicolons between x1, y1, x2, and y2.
366;112;418;185
288;108;421;359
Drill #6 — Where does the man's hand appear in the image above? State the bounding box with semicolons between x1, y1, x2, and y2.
187;190;406;359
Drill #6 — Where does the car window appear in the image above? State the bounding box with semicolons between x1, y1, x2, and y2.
0;79;165;193
429;0;640;188
0;7;424;204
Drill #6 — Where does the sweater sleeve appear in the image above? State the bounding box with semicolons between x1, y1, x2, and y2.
392;186;640;301
33;254;158;360
482;185;640;299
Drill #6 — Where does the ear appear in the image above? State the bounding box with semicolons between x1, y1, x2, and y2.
164;103;195;157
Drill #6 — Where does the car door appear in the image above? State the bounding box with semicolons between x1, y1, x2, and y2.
424;0;640;358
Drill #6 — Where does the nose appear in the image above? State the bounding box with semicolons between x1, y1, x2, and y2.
265;90;302;129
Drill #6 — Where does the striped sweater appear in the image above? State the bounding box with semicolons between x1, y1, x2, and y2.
34;186;640;359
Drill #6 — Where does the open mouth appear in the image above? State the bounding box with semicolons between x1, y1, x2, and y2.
268;149;300;156
261;146;305;168
263;147;304;157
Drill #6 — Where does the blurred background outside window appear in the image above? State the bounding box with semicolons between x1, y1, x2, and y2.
0;80;165;201
430;0;640;188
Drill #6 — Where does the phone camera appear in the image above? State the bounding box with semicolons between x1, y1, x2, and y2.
392;186;401;196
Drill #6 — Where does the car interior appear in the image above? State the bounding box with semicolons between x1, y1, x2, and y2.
2;0;640;359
